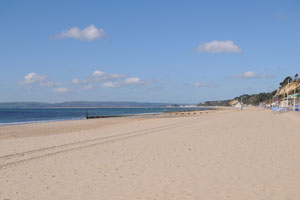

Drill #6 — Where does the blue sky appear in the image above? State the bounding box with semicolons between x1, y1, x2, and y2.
0;0;299;103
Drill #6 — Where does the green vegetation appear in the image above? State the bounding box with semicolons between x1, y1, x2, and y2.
198;100;232;106
198;91;276;106
234;91;277;105
198;74;299;106
279;76;292;88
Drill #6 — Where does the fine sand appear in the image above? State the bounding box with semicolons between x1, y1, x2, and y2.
1;107;300;199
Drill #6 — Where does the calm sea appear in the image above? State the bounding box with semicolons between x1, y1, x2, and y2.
0;107;209;126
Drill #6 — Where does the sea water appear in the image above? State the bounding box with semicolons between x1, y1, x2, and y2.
0;107;210;126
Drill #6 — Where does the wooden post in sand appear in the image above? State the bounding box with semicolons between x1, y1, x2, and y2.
85;108;88;119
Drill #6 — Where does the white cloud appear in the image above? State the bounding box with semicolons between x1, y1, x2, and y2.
196;40;242;54
53;87;69;93
20;73;46;85
194;82;217;88
235;71;272;79
20;72;65;89
70;70;143;89
55;25;106;41
101;81;119;88
20;70;147;93
72;78;80;84
91;70;106;82
124;77;141;84
92;70;105;77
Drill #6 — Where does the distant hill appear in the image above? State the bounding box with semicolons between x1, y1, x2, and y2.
0;102;52;109
0;101;171;108
199;74;300;106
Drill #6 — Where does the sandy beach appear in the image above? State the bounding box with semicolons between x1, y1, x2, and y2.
1;108;300;199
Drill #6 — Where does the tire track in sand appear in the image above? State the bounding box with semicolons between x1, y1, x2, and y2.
0;117;200;169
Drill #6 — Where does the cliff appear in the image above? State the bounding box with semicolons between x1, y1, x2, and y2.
199;74;300;106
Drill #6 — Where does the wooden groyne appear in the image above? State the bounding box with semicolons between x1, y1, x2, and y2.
86;115;126;119
85;108;138;119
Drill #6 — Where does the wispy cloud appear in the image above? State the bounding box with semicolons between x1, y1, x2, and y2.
196;40;242;54
101;81;119;88
275;12;290;21
234;71;272;79
39;81;54;87
55;25;106;41
124;77;141;85
53;87;69;93
194;82;218;88
79;70;144;88
72;78;80;84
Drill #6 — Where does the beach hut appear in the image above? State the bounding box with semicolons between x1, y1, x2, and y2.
232;102;242;110
292;93;300;111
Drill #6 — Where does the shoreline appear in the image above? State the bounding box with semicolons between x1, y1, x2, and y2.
0;109;219;140
0;107;216;127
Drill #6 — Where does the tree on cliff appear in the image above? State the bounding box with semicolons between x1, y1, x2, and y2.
294;73;299;81
279;76;292;87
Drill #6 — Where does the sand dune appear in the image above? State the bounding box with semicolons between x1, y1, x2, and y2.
1;108;300;199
